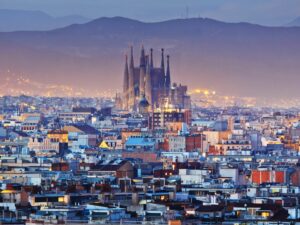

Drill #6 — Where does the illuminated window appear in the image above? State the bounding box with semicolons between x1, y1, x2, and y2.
261;212;270;217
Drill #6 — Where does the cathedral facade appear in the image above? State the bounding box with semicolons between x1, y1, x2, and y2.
122;46;191;112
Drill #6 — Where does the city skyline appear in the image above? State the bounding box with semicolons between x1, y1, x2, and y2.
1;2;300;225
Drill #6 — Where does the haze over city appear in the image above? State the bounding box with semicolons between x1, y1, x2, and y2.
0;0;300;107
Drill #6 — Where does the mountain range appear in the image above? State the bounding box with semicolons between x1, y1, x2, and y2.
0;9;90;31
285;17;300;27
0;16;300;101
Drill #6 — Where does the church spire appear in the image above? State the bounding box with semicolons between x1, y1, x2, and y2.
124;54;129;86
145;56;152;106
161;48;165;75
123;54;129;110
130;45;134;69
128;45;135;110
165;55;171;89
146;55;151;75
140;45;146;67
150;48;154;68
139;46;146;96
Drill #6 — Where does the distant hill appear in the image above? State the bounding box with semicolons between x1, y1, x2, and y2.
285;17;300;27
0;16;300;100
0;9;90;31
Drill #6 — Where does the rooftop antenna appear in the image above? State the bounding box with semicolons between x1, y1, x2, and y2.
186;6;189;19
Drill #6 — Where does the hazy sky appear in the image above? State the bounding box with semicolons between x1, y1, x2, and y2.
0;0;300;26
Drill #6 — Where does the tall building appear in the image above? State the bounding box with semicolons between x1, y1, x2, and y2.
148;108;192;130
122;46;190;112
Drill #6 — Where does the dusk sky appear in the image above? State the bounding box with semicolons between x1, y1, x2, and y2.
1;0;300;26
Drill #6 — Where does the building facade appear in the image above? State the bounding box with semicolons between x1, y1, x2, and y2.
122;46;190;112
